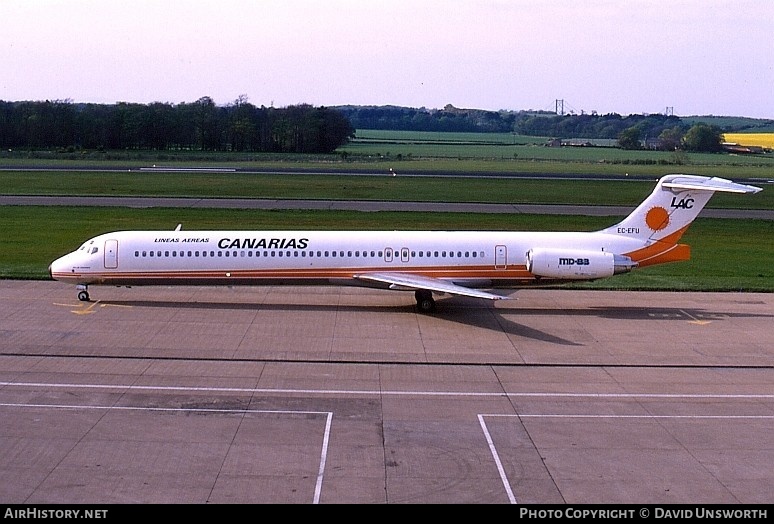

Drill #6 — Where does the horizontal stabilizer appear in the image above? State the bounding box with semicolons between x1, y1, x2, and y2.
354;272;511;301
662;176;762;194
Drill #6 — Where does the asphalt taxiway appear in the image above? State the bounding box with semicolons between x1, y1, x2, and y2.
1;281;772;504
2;195;772;220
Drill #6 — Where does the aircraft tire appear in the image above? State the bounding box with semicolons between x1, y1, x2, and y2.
415;290;435;313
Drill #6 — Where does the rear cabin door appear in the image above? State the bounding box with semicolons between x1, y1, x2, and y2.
495;244;507;269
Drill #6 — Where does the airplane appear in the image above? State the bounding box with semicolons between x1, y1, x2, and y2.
49;174;761;313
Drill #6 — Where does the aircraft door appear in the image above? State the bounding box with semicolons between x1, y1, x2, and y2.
495;244;507;269
384;247;393;262
400;247;410;262
104;239;118;269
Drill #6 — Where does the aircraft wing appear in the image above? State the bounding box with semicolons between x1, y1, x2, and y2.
353;272;511;301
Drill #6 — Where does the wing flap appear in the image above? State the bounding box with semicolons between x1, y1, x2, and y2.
354;272;510;301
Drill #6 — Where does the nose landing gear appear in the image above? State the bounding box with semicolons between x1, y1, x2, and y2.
76;285;90;302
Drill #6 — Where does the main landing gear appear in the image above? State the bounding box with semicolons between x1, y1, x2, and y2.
76;285;90;302
415;289;436;313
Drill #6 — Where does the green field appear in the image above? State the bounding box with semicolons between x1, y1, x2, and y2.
1;129;772;291
3;127;774;177
341;129;774;173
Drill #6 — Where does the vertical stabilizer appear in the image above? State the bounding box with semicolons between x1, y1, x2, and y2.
602;174;761;245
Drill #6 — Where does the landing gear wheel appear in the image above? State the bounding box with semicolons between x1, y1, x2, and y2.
415;290;435;313
77;290;90;302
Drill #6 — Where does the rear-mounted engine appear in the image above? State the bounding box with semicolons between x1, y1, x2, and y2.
526;248;636;279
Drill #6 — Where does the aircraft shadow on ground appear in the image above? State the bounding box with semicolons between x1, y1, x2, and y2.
97;297;772;347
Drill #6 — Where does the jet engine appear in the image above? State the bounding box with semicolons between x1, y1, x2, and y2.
526;248;636;280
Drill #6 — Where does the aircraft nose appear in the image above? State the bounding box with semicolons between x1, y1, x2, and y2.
48;256;67;281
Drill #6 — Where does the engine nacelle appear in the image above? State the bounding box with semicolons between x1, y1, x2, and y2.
525;248;635;280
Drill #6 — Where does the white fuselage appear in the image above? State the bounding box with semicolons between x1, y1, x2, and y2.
49;228;641;288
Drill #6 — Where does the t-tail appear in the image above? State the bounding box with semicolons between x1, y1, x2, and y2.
601;174;762;267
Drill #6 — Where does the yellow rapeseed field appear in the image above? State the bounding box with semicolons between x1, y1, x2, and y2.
722;133;774;148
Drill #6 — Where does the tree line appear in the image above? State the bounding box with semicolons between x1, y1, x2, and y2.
336;104;686;139
337;104;736;152
0;98;758;154
0;97;355;153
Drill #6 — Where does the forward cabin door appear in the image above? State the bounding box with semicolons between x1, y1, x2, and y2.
104;239;118;269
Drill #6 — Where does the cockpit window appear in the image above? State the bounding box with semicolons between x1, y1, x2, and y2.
90;247;99;254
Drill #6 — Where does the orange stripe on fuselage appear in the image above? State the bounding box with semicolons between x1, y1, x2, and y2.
52;264;536;283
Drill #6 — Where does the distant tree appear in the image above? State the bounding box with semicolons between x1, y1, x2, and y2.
657;126;684;151
617;126;642;149
682;123;723;152
193;96;219;151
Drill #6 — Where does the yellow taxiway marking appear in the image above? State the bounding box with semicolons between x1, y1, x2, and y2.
679;309;712;325
54;301;133;315
648;310;713;325
72;301;100;315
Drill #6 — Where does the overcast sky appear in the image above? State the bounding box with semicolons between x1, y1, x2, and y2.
2;0;772;118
